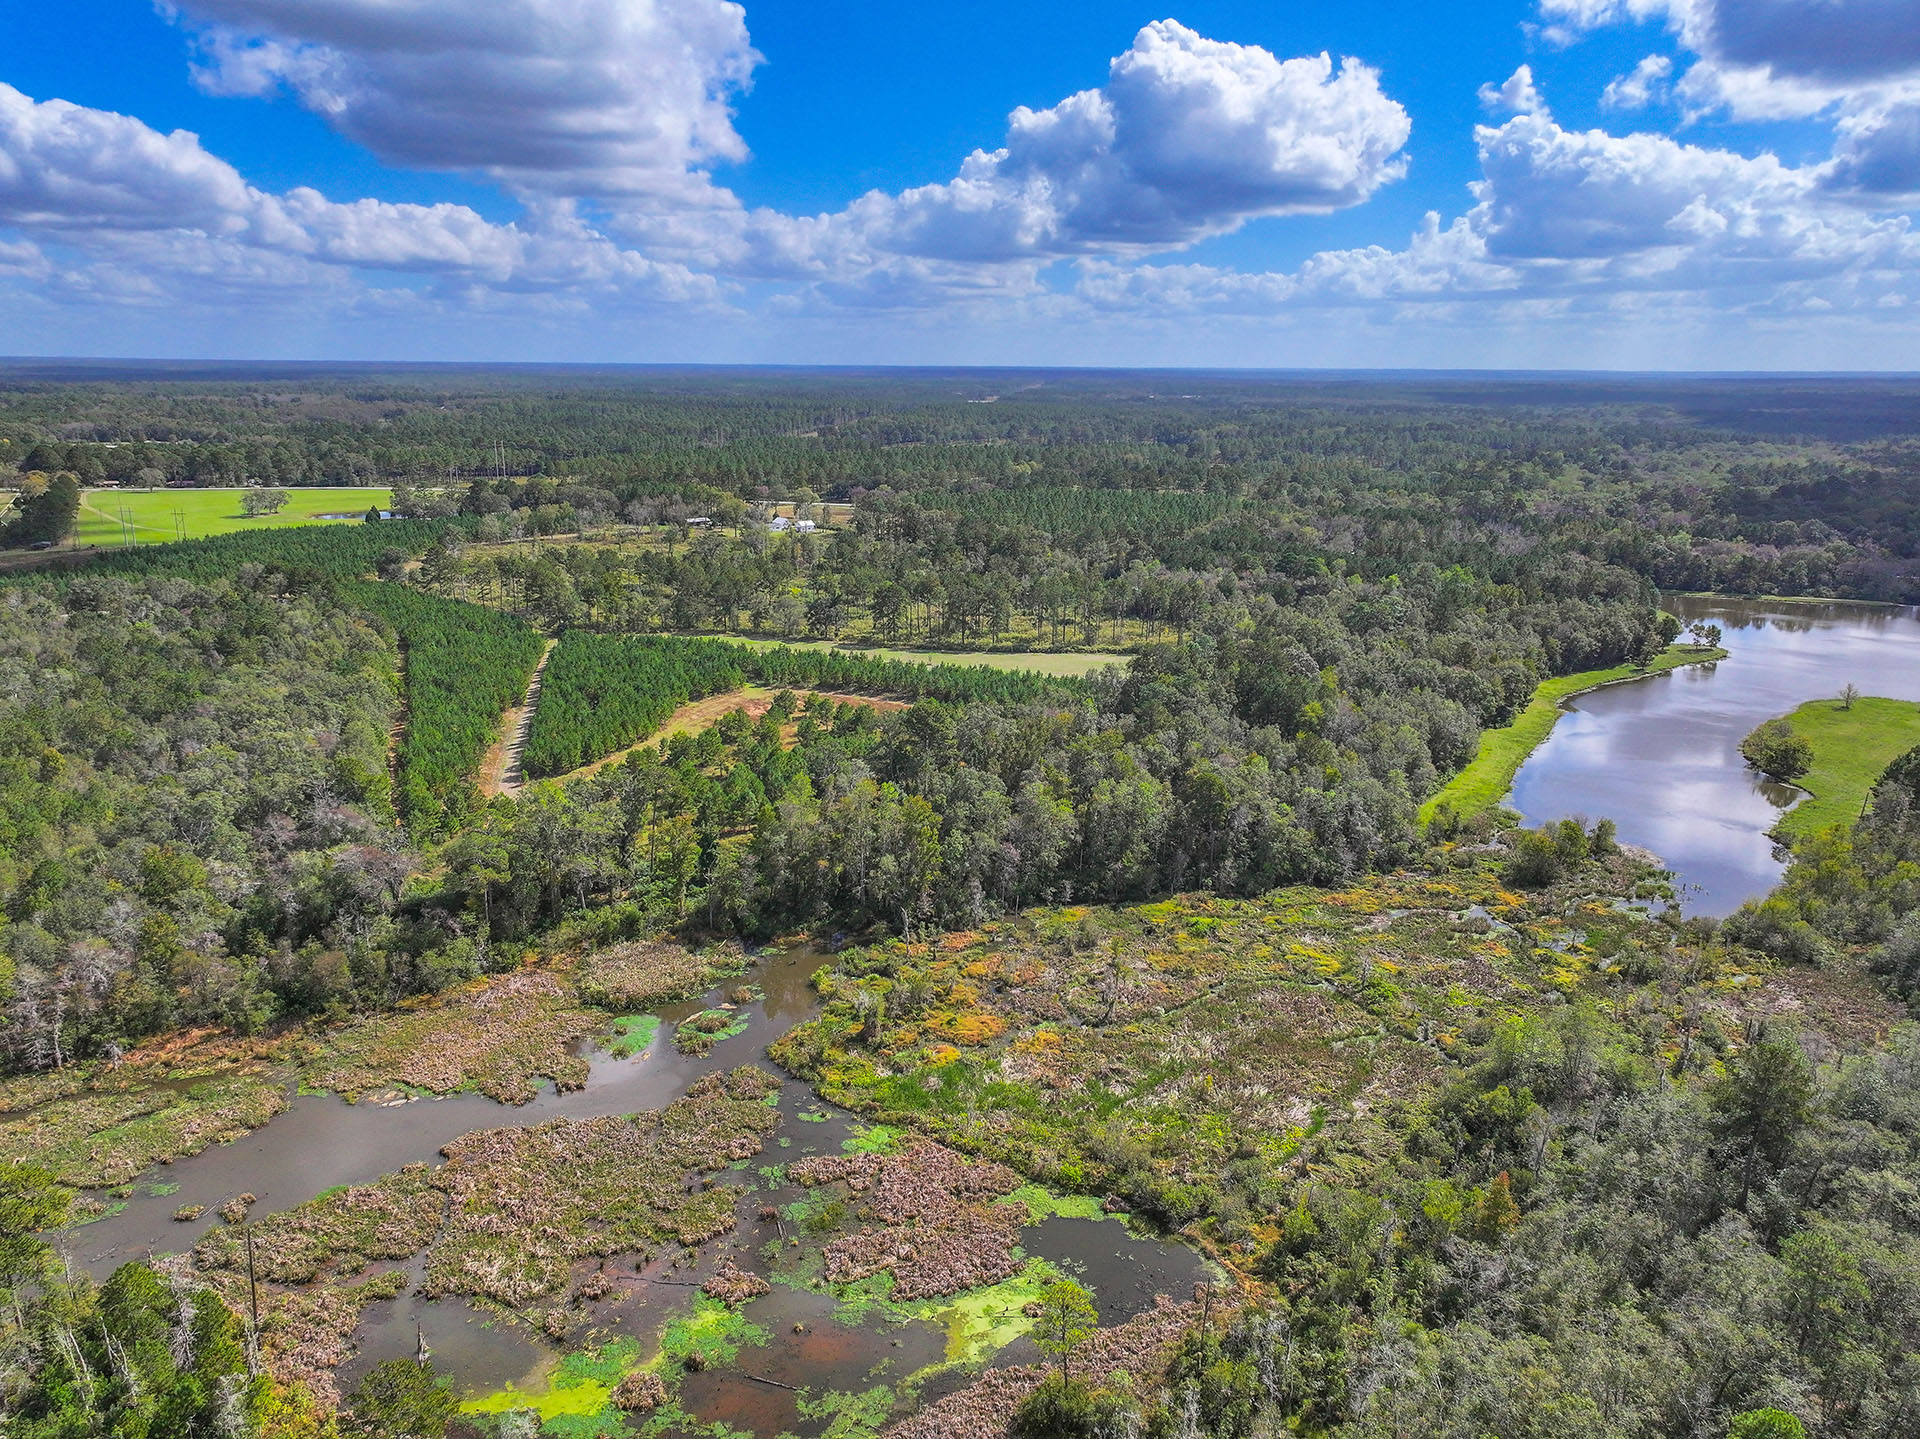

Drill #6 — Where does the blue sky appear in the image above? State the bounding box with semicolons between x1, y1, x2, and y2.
2;1;1917;367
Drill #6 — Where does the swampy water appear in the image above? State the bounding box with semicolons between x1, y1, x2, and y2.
1508;597;1920;916
69;946;1212;1435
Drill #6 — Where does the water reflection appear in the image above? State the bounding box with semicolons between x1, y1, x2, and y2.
1508;597;1920;917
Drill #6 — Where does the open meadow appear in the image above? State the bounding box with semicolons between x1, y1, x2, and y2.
75;486;393;546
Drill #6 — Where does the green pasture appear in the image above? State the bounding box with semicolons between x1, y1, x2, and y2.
75;487;393;546
1774;696;1920;840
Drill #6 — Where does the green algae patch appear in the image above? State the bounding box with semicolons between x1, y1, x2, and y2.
905;1258;1064;1367
1008;1184;1108;1224
460;1338;648;1429
828;1270;901;1328
795;1385;897;1439
607;1014;661;1058
463;1373;613;1423
841;1123;901;1155
658;1295;770;1370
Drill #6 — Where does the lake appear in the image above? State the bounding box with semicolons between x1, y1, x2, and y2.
1507;597;1920;916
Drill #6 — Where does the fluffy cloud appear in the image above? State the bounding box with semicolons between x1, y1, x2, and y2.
165;0;758;201
1541;0;1920;118
625;19;1412;302
1602;55;1673;109
1074;107;1918;318
0;82;721;309
0;83;261;235
1471;113;1865;265
863;22;1409;259
1479;65;1551;117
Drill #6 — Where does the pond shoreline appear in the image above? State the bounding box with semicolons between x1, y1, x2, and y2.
1507;596;1920;916
1420;643;1726;826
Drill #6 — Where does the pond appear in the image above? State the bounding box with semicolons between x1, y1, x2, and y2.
66;945;1213;1436
1507;596;1920;916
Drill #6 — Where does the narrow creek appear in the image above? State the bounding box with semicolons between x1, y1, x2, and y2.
1507;596;1920;916
65;945;1213;1435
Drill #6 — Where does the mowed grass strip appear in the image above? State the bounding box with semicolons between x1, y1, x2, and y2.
77;486;392;545
726;636;1128;677
1420;644;1726;826
1775;695;1920;840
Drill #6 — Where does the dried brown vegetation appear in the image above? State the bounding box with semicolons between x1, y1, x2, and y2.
791;1140;1027;1300
299;967;598;1103
881;1298;1201;1439
574;939;745;1012
423;1066;781;1306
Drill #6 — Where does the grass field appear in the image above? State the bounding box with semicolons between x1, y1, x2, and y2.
722;636;1129;677
74;487;392;546
1419;645;1727;827
1774;696;1920;840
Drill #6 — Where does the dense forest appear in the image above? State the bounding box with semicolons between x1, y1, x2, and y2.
2;369;1918;1439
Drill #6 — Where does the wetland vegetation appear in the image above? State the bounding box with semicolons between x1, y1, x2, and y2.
5;370;1920;1438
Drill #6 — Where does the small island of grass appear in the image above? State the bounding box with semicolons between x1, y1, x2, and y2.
1768;695;1920;841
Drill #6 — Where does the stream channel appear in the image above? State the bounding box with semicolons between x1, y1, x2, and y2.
1507;596;1920;917
65;945;1212;1435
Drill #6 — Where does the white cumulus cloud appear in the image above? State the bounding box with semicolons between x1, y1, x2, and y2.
164;0;760;202
918;21;1410;253
1479;65;1551;117
1072;109;1919;318
0;82;722;311
1602;55;1673;109
624;19;1413;305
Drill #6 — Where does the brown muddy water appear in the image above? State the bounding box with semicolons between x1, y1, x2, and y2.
1507;597;1920;916
64;945;1213;1435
